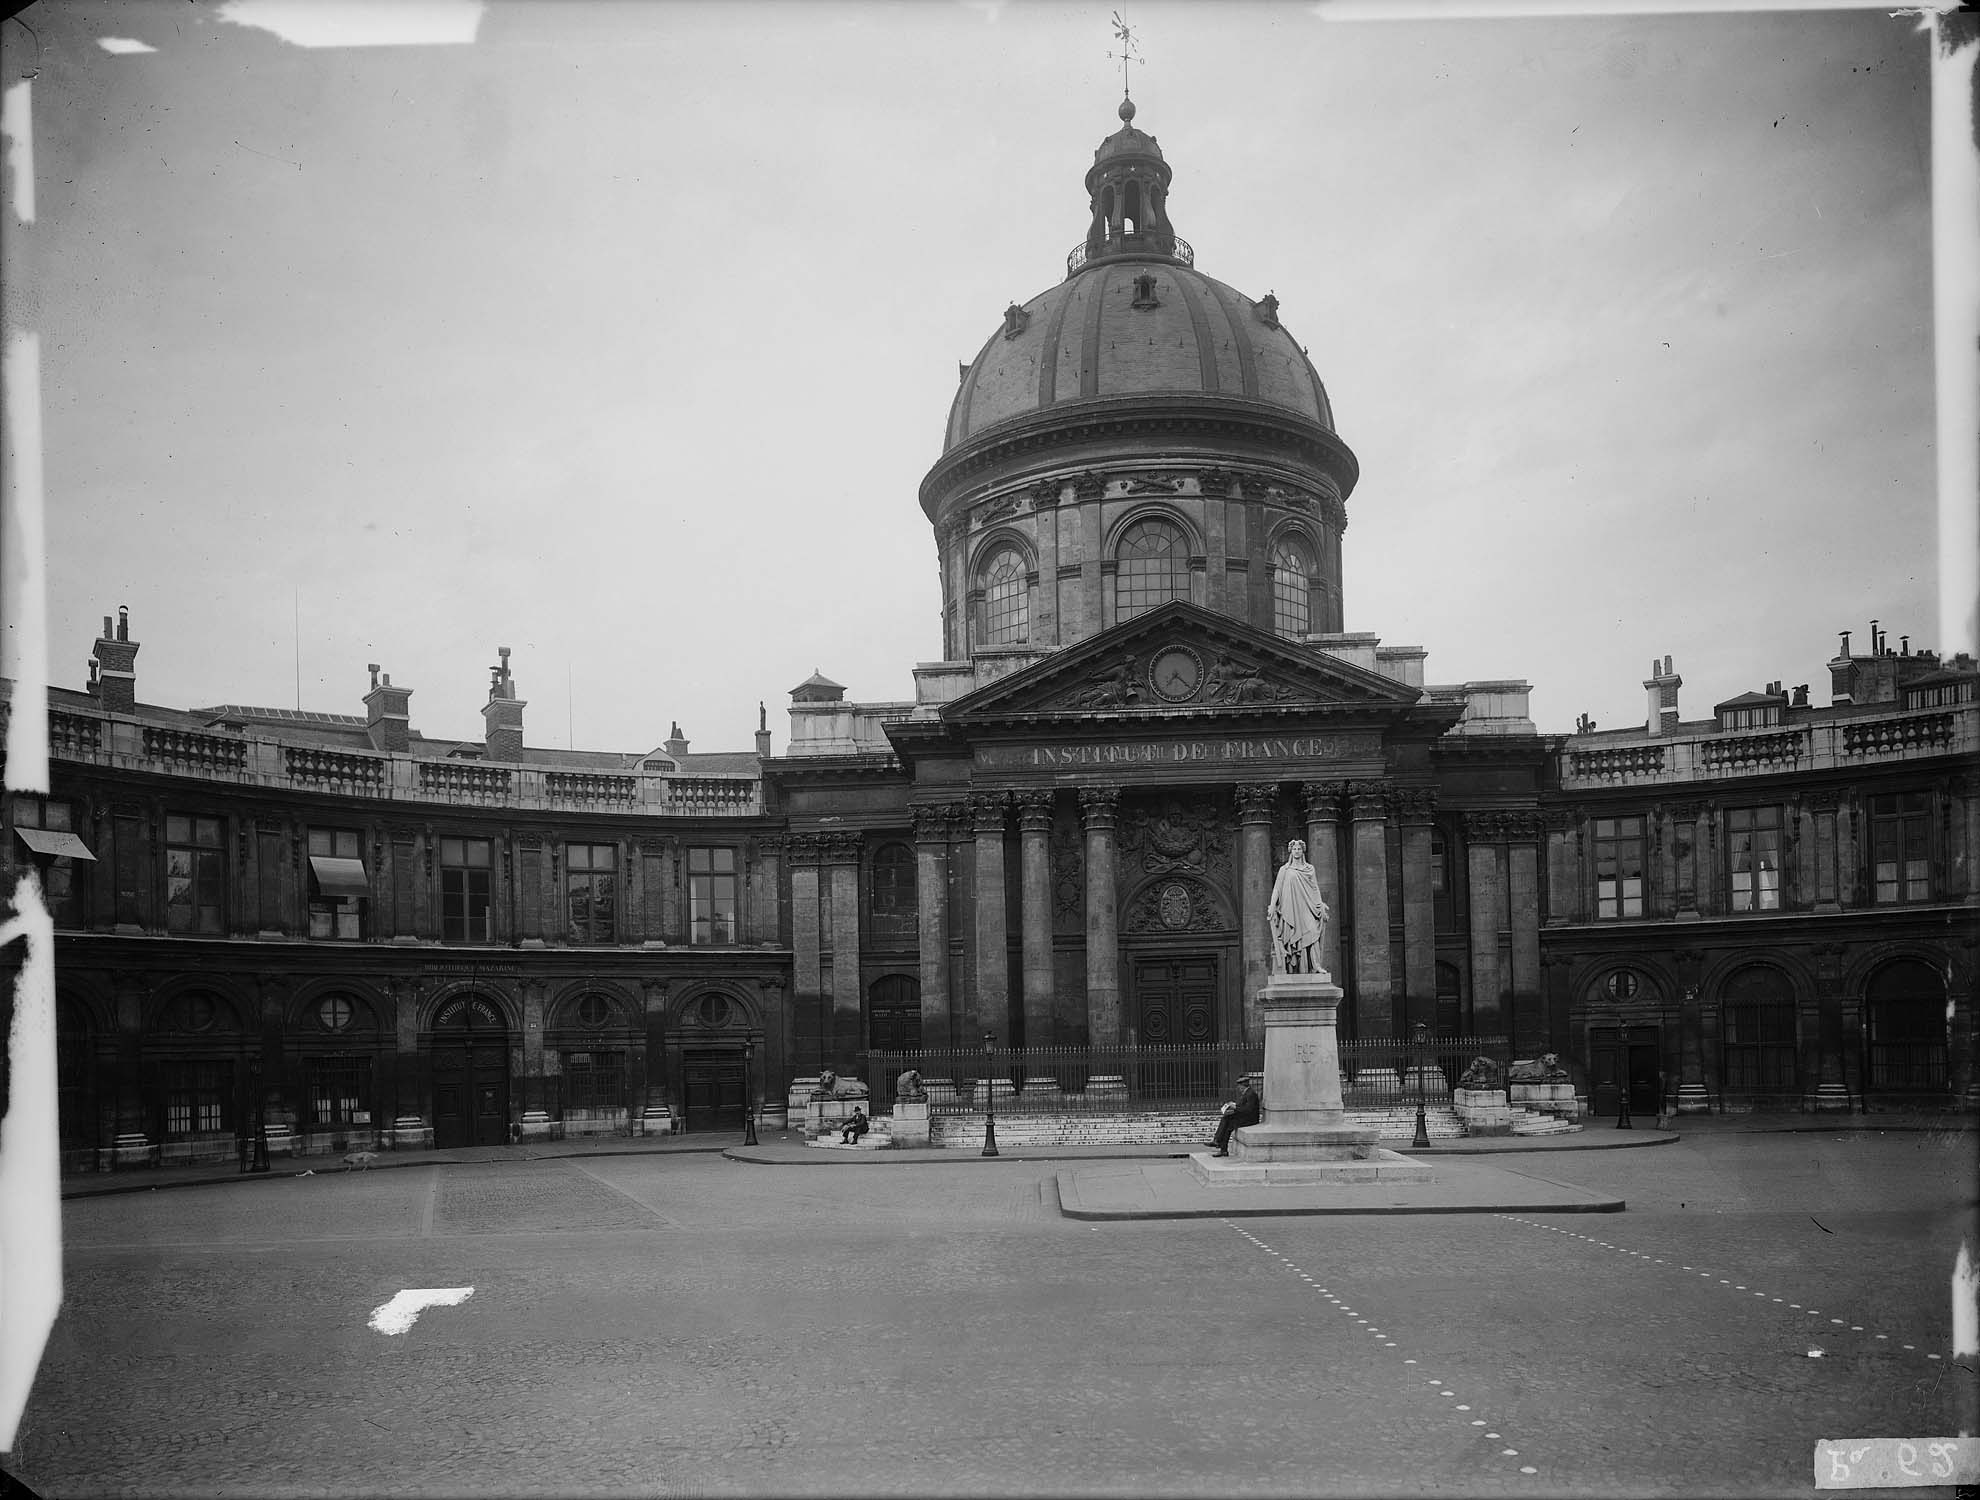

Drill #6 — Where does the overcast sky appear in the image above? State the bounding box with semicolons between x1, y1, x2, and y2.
5;0;1938;757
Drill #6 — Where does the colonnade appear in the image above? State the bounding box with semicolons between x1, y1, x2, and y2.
885;780;1548;1052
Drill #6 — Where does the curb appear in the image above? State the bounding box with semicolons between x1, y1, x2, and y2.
60;1142;734;1199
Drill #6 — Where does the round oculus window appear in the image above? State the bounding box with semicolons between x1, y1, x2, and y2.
317;995;355;1032
1606;970;1640;1000
576;993;611;1028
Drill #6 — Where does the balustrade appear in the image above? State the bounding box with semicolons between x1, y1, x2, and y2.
141;726;248;775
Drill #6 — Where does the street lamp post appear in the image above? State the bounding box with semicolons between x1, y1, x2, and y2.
981;1031;999;1158
1411;1021;1431;1150
741;1035;759;1146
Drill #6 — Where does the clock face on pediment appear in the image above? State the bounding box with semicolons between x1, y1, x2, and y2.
1148;645;1204;703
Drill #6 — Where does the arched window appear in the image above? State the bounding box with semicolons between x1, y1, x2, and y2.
1272;537;1314;638
980;548;1028;645
1115;518;1188;621
1865;959;1947;1091
1720;965;1798;1094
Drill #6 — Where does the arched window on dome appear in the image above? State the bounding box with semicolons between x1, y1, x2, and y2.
1272;537;1315;639
980;548;1028;646
1114;519;1188;622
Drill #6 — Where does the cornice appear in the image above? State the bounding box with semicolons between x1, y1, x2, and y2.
921;396;1360;520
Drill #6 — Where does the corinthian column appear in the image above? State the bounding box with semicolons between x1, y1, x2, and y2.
971;793;1011;1041
1301;781;1347;983
1394;787;1437;1035
1079;786;1122;1047
1235;782;1278;1041
1347;780;1394;1039
1016;790;1056;1051
912;804;956;1052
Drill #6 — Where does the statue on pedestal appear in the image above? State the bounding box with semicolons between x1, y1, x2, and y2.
893;1068;926;1103
1267;839;1329;976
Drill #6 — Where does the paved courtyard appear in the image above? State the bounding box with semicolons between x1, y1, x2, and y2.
4;1127;1976;1498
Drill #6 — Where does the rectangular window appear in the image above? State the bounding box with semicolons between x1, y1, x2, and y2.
1869;792;1931;904
13;796;85;926
304;1055;372;1128
162;1059;233;1137
688;846;737;945
1593;816;1645;920
565;842;618;944
164;814;225;934
307;827;366;940
440;836;493;942
562;1050;625;1109
1727;806;1783;913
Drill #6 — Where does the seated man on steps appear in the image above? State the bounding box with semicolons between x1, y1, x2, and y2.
1207;1076;1260;1156
840;1106;870;1145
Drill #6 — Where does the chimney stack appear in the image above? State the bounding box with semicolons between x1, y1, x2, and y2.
481;646;526;761
363;667;413;753
1642;654;1681;736
664;720;689;760
90;606;139;713
754;701;773;759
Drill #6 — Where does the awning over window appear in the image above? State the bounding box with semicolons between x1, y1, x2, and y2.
309;856;370;898
13;827;96;862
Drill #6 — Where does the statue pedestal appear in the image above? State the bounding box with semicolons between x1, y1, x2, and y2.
1202;973;1432;1185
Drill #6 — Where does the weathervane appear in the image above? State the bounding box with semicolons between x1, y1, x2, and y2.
1108;10;1143;101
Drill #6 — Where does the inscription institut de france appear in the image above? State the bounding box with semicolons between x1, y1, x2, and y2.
975;731;1382;772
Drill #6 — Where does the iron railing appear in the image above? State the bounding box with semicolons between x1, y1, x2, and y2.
868;1035;1511;1116
1865;1041;1950;1092
1065;232;1195;278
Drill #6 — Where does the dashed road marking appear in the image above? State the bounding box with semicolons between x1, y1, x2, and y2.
1493;1214;1943;1362
1221;1219;1537;1479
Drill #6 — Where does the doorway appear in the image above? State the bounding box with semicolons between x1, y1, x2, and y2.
431;994;510;1148
682;1050;746;1132
1590;1024;1661;1117
1131;953;1219;1098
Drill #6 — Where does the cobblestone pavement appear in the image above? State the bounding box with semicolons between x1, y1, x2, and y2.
6;1131;1976;1498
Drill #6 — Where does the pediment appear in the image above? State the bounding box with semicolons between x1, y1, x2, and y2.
945;602;1424;723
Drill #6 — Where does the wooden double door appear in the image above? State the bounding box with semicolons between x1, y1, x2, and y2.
1131;953;1220;1098
682;1051;747;1132
432;1038;510;1148
1590;1025;1661;1117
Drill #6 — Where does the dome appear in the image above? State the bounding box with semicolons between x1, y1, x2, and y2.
943;261;1336;454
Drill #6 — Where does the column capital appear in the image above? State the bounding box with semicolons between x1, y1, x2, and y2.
1463;809;1504;841
1078;784;1122;830
821;833;864;865
1234;782;1278;822
969;791;1011;834
1345;780;1388;820
1542;807;1576;833
911;802;961;842
785;834;827;866
1014;788;1055;832
1668;800;1704;822
1300;780;1349;817
1501;810;1544;843
1387;786;1438;823
754;832;786;857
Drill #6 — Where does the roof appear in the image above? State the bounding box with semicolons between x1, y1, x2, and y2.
944;260;1335;453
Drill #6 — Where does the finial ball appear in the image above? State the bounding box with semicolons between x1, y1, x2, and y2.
1118;97;1136;124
